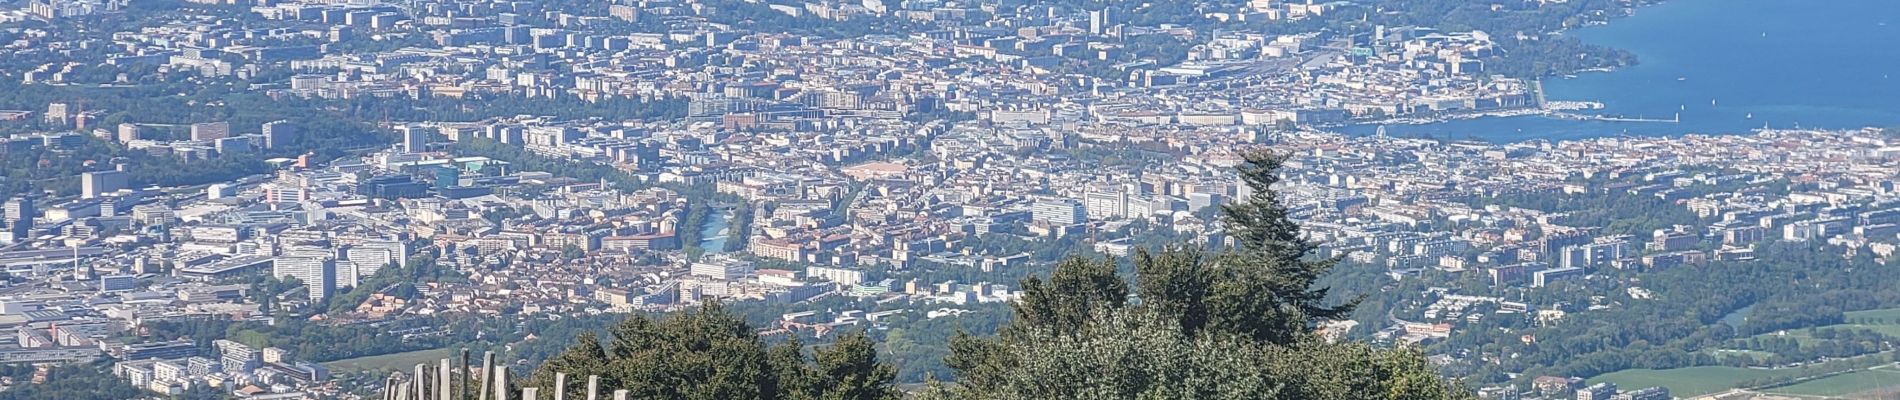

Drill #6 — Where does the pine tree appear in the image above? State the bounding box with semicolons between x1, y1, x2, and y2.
1189;150;1355;344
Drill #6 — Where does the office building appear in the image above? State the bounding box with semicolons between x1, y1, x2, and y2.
267;186;308;203
401;125;429;153
261;347;288;364
1088;9;1112;35
1576;382;1616;400
4;197;33;226
1612;387;1669;400
274;251;338;300
690;259;755;280
116;123;141;143
190;121;230;141
807;266;868;286
524;126;580;147
434;166;461;189
215;137;252;154
1532;266;1583;288
45;103;70;125
262;120;294;149
1032;199;1087;226
81;170;129;199
1084;190;1129;219
206;184;236;199
215;339;260;374
100;274;137;292
342;239;409;286
120;340;196;361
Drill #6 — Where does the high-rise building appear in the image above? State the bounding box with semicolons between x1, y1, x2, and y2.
116;123;141;143
1032;199;1087;226
275;251;338;300
45;103;70;125
1373;24;1386;51
1088;9;1112;35
334;260;361;289
3;196;32;242
4;197;33;225
191;121;231;141
1084;190;1129;220
342;239;409;286
81;171;129;199
262;120;295;149
401;125;430;153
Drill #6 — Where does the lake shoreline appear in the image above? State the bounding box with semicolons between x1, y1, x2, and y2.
1331;0;1900;143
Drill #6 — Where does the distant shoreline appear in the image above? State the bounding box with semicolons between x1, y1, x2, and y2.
1330;0;1900;142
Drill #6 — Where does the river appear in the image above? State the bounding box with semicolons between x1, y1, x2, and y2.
698;208;731;252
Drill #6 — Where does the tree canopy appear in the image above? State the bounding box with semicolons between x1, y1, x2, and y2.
931;151;1468;399
525;302;899;400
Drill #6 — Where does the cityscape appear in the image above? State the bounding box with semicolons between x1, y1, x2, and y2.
0;0;1897;399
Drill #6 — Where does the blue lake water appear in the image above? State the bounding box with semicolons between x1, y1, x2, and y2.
1338;0;1900;142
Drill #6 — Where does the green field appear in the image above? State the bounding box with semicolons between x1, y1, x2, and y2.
1589;307;1900;397
1844;307;1900;324
1706;348;1776;362
1742;323;1900;347
1764;367;1900;397
1590;366;1793;396
1725;307;1900;350
1843;324;1900;338
322;348;455;373
1719;307;1900;354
